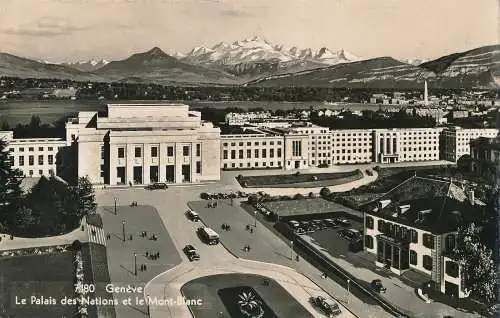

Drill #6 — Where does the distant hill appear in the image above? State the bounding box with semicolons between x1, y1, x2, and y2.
246;57;435;88
61;59;110;72
94;47;239;85
0;53;100;81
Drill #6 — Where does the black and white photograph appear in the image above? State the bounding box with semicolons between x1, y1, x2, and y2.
0;0;498;317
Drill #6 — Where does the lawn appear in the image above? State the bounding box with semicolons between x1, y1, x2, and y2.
181;273;312;318
0;252;74;318
262;197;361;217
238;170;363;188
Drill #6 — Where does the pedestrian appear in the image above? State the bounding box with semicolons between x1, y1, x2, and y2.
146;251;149;257
129;234;133;241
144;264;147;271
250;228;253;233
246;224;250;231
227;225;231;231
157;252;160;258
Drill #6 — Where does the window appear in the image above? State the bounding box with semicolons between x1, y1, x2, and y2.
377;220;385;233
19;147;24;152
422;255;433;271
411;229;418;243
48;155;53;165
118;147;125;158
38;147;43;151
255;149;259;158
365;235;374;249
270;149;274;158
445;234;456;251
196;161;201;174
239;150;243;159
231;150;236;159
29;170;33;176
196;144;201;157
100;146;105;159
366;216;374;229
38;155;44;165
223;150;228;159
135;147;142;158
277;149;282;157
39;170;43;175
409;250;417;265
223;142;228;147
183;146;189;156
151;147;158;157
422;234;434;249
292;140;302;156
445;260;459;278
8;148;14;152
19;156;24;166
262;149;267;158
247;149;251;158
29;147;34;152
167;146;174;157
48;147;53;151
29;155;34;166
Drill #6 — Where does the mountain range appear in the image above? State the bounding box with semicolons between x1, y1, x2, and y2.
0;37;498;89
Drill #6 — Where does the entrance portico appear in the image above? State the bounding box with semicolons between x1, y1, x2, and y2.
375;234;410;275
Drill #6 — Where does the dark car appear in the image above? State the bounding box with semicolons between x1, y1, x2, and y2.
334;218;351;227
183;245;200;261
145;182;168;190
312;220;326;229
186;209;200;221
323;219;337;227
371;279;387;293
310;296;341;317
338;228;361;241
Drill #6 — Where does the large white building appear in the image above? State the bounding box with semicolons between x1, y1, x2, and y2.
332;129;373;164
373;128;442;164
440;127;499;162
0;131;65;178
66;103;220;185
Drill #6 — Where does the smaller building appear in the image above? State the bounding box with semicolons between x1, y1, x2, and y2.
440;127;499;162
363;176;486;298
470;134;500;176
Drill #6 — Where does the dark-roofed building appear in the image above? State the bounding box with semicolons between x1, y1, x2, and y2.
362;175;486;298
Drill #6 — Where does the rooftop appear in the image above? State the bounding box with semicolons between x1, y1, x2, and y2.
364;176;486;234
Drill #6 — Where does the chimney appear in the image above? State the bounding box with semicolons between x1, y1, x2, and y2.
398;204;411;215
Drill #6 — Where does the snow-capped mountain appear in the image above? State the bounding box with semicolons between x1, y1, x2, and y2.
180;36;360;78
61;59;110;72
399;58;428;66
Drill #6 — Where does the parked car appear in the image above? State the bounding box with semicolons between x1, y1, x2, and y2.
312;220;326;229
310;296;341;317
323;219;336;227
145;182;168;190
335;218;351;227
338;228;361;241
186;209;200;221
183;245;200;261
371;279;387;293
288;220;300;228
296;227;305;234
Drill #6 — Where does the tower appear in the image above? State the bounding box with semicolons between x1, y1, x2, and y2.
424;80;429;106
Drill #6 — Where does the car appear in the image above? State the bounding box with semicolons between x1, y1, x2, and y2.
323;219;337;227
296;227;305;234
183;245;200;261
338;228;361;241
335;218;351;227
288;220;300;228
145;182;168;190
312;220;326;229
310;296;341;317
371;279;387;293
186;209;200;221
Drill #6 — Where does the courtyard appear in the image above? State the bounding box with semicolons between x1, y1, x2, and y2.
181;273;313;318
261;197;362;218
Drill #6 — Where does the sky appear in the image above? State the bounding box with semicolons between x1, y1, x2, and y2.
0;0;497;62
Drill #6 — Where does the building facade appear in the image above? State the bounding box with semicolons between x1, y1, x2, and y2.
0;131;65;178
440;127;499;162
373;128;442;164
67;104;220;185
363;176;484;298
470;134;500;176
332;129;373;164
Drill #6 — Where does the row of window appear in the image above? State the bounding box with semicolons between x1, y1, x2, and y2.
222;141;282;147
366;217;436;249
9;146;57;152
117;144;200;159
16;155;54;166
224;161;282;168
223;148;282;160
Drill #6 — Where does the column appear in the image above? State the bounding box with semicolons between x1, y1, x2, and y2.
143;143;150;184
126;145;134;185
109;144;117;185
175;143;183;183
159;143;166;182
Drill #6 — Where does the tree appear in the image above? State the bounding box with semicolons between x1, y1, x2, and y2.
452;223;498;302
73;176;97;217
457;154;472;173
0;138;24;232
15;206;37;236
320;187;331;197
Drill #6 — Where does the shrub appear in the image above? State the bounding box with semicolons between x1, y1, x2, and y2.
248;195;259;204
200;192;209;200
320;187;331;197
237;174;243;180
318;163;329;168
295;171;301;176
293;193;305;200
282;195;292;200
308;192;315;198
70;240;82;251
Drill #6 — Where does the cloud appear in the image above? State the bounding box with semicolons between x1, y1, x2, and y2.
219;8;254;17
1;17;94;36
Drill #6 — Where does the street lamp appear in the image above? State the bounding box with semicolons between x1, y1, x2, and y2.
134;252;137;276
254;211;257;228
114;197;117;215
122;220;126;242
290;241;294;260
346;279;351;304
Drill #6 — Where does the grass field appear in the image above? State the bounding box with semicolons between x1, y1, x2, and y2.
262;197;359;217
239;170;363;188
0;252;74;318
